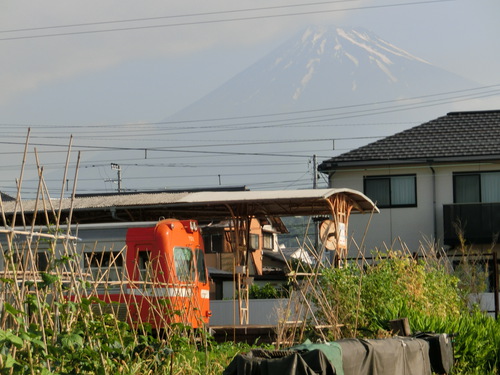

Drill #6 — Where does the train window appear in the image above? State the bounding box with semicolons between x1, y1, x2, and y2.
8;252;25;270
84;251;124;282
174;247;194;282
137;251;150;282
195;248;207;284
37;252;49;272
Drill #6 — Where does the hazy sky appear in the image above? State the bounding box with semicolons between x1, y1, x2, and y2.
1;0;499;196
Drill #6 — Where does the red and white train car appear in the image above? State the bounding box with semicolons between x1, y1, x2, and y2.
73;219;211;329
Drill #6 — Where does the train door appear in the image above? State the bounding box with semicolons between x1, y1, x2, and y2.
171;245;199;326
127;243;154;326
194;247;211;325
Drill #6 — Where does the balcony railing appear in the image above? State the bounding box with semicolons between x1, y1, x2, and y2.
443;203;500;246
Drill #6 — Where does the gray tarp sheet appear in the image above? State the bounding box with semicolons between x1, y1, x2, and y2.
338;337;431;375
224;336;441;375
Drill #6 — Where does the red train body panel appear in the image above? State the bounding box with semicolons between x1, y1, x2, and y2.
95;219;211;329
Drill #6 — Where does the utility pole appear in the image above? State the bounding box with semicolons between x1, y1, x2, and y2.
312;154;318;189
110;163;122;193
313;155;319;252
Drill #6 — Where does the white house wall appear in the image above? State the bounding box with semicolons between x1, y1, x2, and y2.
329;162;500;256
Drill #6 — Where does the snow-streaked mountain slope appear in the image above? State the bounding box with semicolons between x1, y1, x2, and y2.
71;25;480;194
167;25;475;120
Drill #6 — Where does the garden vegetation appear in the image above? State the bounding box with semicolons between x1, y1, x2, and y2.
2;245;500;374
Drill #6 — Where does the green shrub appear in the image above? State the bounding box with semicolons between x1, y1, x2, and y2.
248;283;288;299
316;251;500;374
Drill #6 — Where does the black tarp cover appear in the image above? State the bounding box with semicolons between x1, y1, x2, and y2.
223;349;336;375
413;333;454;374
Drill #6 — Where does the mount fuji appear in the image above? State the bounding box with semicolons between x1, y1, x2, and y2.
167;25;476;121
74;25;481;194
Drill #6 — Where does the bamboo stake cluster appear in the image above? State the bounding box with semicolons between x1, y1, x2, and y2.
0;131;207;371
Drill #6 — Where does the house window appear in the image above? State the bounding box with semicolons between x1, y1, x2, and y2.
364;175;416;208
202;233;223;253
249;234;259;251
263;233;274;250
454;171;500;203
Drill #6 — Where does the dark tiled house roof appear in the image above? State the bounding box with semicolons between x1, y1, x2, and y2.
319;110;500;171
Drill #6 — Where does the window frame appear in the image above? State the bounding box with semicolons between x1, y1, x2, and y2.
249;233;260;251
453;170;500;204
195;248;208;284
363;174;417;209
262;232;274;250
173;247;195;282
202;233;224;253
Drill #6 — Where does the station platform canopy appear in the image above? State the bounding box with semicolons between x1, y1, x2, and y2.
0;188;378;226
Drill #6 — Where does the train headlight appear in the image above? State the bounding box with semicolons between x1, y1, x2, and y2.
190;221;198;232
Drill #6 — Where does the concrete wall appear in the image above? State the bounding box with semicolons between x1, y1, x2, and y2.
469;293;500;318
209;298;296;326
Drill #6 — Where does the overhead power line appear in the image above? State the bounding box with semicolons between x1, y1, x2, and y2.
1;83;498;132
0;1;405;34
0;84;497;161
0;0;455;42
0;139;322;159
0;136;382;152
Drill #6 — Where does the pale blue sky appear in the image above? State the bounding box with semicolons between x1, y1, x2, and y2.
0;0;499;195
1;0;498;125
